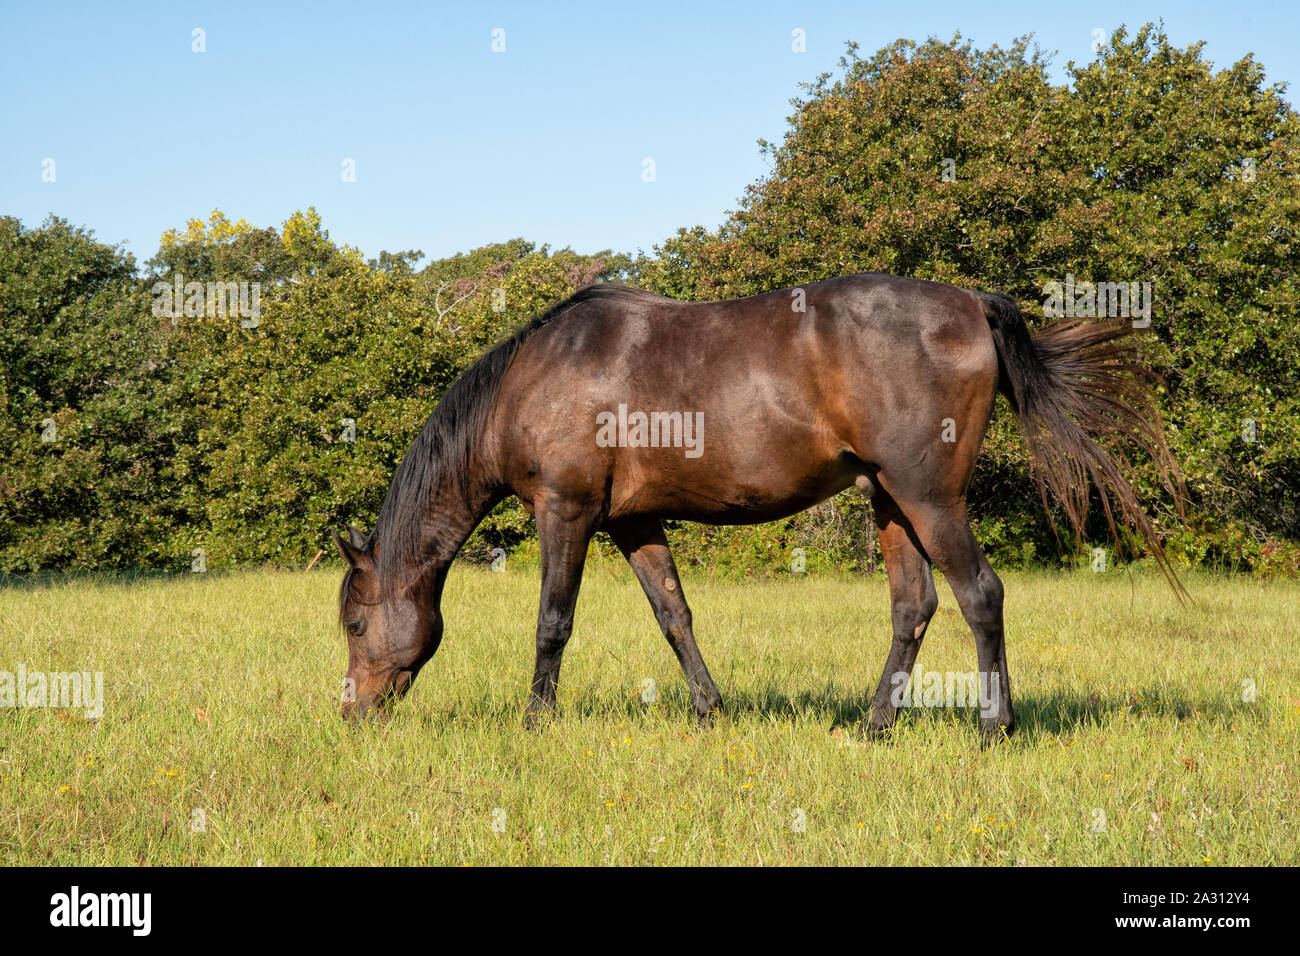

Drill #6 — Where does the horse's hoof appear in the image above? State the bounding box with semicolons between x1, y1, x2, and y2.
861;722;895;743
978;721;1015;747
522;705;554;730
861;708;895;740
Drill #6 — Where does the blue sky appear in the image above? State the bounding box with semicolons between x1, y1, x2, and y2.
2;1;1296;266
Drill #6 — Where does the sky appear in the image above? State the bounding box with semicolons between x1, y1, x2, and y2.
2;1;1297;267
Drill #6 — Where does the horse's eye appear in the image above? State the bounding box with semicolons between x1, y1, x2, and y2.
345;619;364;635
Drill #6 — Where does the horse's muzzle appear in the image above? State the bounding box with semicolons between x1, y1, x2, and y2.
340;669;415;722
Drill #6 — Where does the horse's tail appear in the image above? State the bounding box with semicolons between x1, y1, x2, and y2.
974;291;1186;597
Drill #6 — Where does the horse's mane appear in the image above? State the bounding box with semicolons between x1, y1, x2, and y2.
353;283;658;598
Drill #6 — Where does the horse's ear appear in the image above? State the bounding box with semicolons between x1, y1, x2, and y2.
334;529;368;568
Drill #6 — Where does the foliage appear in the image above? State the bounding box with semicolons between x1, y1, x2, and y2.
0;215;179;570
634;25;1300;575
3;24;1299;576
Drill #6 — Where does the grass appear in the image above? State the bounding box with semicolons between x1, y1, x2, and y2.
1;557;1297;866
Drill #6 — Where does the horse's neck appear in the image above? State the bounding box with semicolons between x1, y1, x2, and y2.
378;439;504;602
416;480;502;576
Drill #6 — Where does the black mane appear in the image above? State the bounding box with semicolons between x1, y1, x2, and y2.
360;283;655;594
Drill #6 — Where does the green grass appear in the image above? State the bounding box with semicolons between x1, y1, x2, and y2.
1;558;1296;865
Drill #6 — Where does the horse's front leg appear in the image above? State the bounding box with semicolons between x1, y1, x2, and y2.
606;516;723;726
524;497;599;728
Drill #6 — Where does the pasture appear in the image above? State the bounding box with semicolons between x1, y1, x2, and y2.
1;560;1296;866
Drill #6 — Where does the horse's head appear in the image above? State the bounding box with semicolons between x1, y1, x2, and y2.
334;526;441;721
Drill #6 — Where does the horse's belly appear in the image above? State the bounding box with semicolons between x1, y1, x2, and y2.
607;452;861;524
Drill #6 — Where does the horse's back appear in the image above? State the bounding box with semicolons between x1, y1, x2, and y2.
493;275;1000;517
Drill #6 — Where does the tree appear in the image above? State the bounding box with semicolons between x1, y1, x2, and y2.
0;215;179;570
634;25;1300;573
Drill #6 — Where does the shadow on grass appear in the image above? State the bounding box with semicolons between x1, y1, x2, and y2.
0;565;330;592
0;569;170;591
726;682;1254;741
395;681;1257;743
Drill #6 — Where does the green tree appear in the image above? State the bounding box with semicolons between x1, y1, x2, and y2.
0;215;180;570
635;24;1300;573
182;223;627;566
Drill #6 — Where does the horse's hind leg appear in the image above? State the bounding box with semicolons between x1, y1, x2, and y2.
867;494;938;736
525;498;600;728
606;517;723;725
890;497;1015;742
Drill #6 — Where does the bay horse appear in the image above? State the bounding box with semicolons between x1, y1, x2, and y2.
335;274;1180;741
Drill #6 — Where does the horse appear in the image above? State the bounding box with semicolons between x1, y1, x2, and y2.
335;274;1181;742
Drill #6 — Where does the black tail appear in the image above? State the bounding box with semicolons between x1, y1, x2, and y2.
975;291;1186;597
